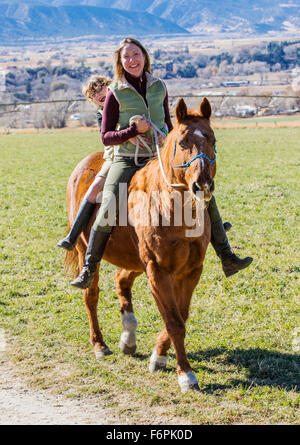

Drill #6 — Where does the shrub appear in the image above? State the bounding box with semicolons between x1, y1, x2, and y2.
50;81;68;92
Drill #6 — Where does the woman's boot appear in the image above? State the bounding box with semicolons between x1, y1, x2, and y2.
223;221;232;232
208;196;253;277
58;199;96;251
71;228;110;289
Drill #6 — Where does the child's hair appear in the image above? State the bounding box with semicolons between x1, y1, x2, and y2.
82;75;111;102
114;37;151;81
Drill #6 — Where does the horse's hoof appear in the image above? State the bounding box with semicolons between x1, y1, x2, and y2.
119;327;136;355
95;347;112;359
178;371;199;394
149;349;167;373
190;383;200;391
119;341;136;355
149;361;167;373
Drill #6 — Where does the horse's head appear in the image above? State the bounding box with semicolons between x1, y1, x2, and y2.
172;97;216;202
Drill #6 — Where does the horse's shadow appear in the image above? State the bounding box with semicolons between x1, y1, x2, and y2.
135;348;300;393
186;348;300;393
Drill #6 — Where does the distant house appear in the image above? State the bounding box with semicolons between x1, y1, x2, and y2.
221;81;250;87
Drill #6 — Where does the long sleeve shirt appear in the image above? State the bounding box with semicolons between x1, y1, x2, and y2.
101;71;173;147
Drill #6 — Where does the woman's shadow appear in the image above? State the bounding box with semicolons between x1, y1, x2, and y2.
185;347;300;393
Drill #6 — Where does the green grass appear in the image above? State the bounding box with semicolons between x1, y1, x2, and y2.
214;115;300;124
0;129;299;424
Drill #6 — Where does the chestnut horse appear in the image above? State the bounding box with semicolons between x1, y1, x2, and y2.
64;98;216;393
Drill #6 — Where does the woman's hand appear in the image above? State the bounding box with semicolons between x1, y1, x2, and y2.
134;116;150;133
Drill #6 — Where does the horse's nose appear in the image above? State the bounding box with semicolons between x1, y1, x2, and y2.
197;178;214;192
202;183;212;201
193;179;214;201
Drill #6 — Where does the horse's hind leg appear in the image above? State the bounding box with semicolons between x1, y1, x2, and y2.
115;269;141;355
77;239;112;359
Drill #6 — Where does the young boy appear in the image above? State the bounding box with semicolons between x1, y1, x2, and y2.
58;75;113;251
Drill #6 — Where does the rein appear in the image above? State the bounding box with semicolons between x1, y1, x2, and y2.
130;115;184;188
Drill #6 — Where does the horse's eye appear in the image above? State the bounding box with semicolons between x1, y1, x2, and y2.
178;137;189;148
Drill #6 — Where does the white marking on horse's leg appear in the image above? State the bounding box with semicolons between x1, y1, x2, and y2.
149;349;167;373
95;347;112;359
119;311;138;355
178;371;199;393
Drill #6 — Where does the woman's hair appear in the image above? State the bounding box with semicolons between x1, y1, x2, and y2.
82;75;111;102
114;37;151;81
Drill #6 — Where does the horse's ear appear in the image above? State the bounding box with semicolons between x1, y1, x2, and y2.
200;97;211;120
175;98;187;123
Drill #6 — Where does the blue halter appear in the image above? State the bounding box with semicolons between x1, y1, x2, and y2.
173;141;217;171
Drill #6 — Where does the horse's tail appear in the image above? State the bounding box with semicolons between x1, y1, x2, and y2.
63;222;80;278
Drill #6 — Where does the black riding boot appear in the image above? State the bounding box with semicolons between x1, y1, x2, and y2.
71;228;110;289
208;196;253;277
223;221;232;232
57;199;96;251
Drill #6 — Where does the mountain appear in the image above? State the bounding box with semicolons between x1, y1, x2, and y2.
18;0;300;35
1;0;300;41
0;3;188;41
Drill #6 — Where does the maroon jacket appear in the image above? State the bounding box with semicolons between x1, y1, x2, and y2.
101;71;173;146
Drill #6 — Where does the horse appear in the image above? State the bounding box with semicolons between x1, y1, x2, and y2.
64;97;216;393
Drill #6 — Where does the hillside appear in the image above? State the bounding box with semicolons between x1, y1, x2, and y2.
0;0;300;42
0;3;188;41
19;0;300;35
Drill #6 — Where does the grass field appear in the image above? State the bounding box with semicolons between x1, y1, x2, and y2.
0;128;299;424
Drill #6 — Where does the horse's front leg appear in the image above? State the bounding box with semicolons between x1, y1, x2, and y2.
115;269;141;355
150;266;203;374
146;260;199;393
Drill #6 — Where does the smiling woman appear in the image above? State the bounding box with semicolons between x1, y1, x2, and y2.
119;42;146;78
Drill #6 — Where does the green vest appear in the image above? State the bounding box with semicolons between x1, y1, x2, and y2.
109;72;166;158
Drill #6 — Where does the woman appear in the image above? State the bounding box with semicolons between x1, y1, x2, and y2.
71;37;252;289
58;75;113;251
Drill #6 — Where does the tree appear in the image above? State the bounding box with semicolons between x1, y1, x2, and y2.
177;63;197;78
25;81;31;94
154;49;161;60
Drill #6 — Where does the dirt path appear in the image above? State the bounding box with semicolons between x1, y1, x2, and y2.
0;356;120;425
0;327;189;425
0;352;188;425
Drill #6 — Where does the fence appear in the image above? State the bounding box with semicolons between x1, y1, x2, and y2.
0;93;299;129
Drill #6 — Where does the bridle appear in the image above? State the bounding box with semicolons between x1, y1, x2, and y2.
172;140;217;172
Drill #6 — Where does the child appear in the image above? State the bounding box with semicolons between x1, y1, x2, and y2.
58;75;113;251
